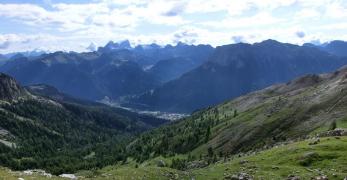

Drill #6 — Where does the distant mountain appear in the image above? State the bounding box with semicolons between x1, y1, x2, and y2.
98;40;132;53
147;44;214;82
0;54;8;65
304;40;347;57
0;42;214;101
0;73;165;174
147;57;197;82
4;49;47;59
125;40;347;113
0;50;160;101
133;43;214;69
321;40;347;57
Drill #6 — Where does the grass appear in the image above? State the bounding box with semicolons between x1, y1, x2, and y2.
80;136;346;180
77;164;188;180
1;137;346;179
191;137;347;180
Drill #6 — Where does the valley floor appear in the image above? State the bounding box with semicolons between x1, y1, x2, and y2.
2;136;346;180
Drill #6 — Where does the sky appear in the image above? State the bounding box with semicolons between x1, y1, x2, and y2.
0;0;347;53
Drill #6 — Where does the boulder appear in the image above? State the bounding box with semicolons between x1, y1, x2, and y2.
309;138;320;145
156;159;166;167
225;172;253;180
318;128;347;137
186;160;208;169
287;175;300;180
312;176;328;180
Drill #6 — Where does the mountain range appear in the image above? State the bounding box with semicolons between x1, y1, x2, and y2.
2;40;347;114
0;42;214;102
125;40;347;113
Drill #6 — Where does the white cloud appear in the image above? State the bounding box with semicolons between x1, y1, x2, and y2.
184;0;296;16
0;41;10;49
325;1;347;18
200;12;282;29
0;0;347;53
295;8;322;19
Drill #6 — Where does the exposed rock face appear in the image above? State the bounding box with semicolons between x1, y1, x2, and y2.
0;73;25;101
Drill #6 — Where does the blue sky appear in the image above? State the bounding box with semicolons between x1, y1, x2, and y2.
0;0;347;53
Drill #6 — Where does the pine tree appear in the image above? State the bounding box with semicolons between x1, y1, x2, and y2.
205;126;211;143
329;120;337;130
213;154;217;163
208;147;214;157
233;109;238;117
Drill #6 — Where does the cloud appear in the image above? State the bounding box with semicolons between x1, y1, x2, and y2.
308;39;322;45
325;1;347;18
0;1;190;32
162;2;187;16
295;31;306;38
0;41;10;49
200;12;282;29
231;36;247;43
0;0;347;53
0;33;63;53
184;0;297;16
173;29;198;44
295;8;321;19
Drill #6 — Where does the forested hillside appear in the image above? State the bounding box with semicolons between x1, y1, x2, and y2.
0;73;165;175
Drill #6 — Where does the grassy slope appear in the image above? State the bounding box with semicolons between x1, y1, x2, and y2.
71;136;347;179
1;137;346;179
191;137;347;180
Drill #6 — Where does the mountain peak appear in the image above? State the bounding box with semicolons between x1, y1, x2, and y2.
119;40;131;48
100;40;132;52
148;43;161;48
0;73;26;101
256;39;283;46
176;41;188;47
324;40;347;46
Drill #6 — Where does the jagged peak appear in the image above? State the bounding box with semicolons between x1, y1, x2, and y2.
119;40;131;48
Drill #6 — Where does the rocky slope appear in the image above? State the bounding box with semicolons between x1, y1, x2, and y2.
0;73;27;101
